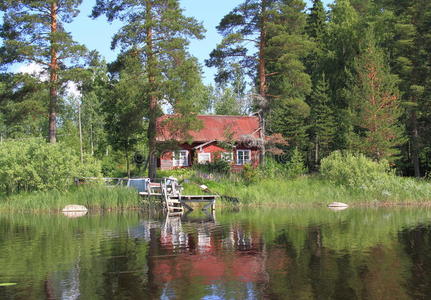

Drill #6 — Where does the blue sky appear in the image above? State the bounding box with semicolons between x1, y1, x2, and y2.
43;1;333;85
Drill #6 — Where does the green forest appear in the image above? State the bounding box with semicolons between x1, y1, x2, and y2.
0;0;430;190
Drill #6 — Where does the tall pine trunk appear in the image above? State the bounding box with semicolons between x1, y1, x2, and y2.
258;2;267;166
48;2;58;144
146;1;158;179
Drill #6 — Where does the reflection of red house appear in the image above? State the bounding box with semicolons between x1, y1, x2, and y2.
156;115;263;171
153;225;266;285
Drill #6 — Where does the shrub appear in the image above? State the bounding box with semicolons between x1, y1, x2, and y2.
286;148;307;178
320;151;390;189
0;139;101;194
193;159;231;175
259;156;287;178
241;163;258;184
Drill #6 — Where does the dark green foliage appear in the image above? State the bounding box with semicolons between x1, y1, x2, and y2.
0;73;47;138
307;75;336;165
306;0;327;80
0;0;87;143
194;159;231;175
307;0;327;42
269;97;310;151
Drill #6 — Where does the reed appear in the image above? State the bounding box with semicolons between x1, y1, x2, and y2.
0;185;141;212
184;175;431;207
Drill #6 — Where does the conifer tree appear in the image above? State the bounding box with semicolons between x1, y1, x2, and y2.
205;0;275;99
306;0;327;79
92;0;205;178
265;0;313;158
308;75;336;166
0;0;86;143
375;0;431;176
348;34;405;162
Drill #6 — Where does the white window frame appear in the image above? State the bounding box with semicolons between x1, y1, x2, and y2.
236;150;251;165
198;152;211;164
172;150;189;167
221;152;233;162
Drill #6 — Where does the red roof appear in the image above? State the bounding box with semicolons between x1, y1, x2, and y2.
157;115;261;142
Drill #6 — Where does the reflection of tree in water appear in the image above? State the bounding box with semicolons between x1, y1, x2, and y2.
399;225;431;299
4;210;431;299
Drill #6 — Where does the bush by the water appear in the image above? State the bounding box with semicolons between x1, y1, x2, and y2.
0;139;101;194
320;151;390;189
320;151;431;200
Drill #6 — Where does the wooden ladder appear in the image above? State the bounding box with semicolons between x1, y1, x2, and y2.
162;181;184;215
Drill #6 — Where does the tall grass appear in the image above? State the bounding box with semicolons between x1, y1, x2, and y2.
183;175;431;207
0;185;142;212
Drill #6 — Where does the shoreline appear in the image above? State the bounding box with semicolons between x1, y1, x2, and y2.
2;200;431;214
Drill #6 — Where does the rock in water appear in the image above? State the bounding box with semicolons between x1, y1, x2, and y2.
62;205;88;218
62;204;88;212
327;202;349;210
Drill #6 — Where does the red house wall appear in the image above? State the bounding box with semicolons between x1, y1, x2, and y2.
159;142;260;171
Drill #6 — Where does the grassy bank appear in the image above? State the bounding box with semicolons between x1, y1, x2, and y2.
0;185;142;212
181;175;431;207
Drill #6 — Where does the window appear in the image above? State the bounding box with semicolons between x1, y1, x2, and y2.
173;150;188;167
221;152;233;162
198;152;211;164
236;150;251;165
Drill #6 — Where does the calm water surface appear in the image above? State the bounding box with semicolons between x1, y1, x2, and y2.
1;207;431;299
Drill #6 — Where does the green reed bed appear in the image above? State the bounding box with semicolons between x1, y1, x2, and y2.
0;185;141;212
184;175;431;207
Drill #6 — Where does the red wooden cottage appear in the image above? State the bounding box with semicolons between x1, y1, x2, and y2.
156;115;263;171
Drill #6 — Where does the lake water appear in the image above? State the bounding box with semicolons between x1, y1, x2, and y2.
1;207;431;299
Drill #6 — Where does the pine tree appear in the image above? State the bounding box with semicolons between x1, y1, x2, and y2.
306;0;327;80
0;0;86;143
347;34;405;162
307;0;327;41
0;72;48;138
308;75;336;166
264;0;313;158
205;0;275;99
92;0;205;178
374;0;431;176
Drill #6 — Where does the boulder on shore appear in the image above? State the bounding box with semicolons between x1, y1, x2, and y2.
62;205;88;218
327;202;349;210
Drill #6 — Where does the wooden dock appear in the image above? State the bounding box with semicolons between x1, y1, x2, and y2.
172;195;218;212
138;178;218;216
76;176;218;216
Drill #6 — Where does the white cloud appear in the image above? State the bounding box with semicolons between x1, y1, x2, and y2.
15;62;82;99
16;62;47;80
65;81;81;99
